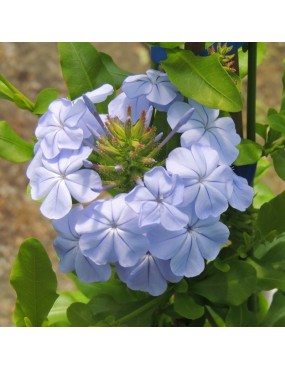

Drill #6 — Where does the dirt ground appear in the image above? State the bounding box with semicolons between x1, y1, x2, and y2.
0;42;285;326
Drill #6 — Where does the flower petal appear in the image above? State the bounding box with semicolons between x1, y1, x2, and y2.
40;180;72;219
65;170;101;203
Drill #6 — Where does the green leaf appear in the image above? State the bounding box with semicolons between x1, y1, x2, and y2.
271;149;285;180
162;49;242;112
268;111;285;133
258;241;285;269
190;261;257;306
247;258;285;290
10;238;58;327
257;191;285;238
33;88;59;115
234;139;263;165
0;75;34;111
0;121;33;163
67;302;94;327
254;157;272;183
253;182;275;209
59;43;129;111
262;290;285;326
256;123;268;140
98;52;130;89
174;293;204;320
47;290;88;326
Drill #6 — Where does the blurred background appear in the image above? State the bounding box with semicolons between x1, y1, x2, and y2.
0;42;285;326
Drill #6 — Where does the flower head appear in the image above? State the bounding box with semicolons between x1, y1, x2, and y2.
76;195;149;267
166;145;233;219
30;146;102;219
125;166;188;231
167;99;241;165
122;69;181;110
148;210;229;277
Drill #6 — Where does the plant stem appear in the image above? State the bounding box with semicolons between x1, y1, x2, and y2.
247;42;257;141
231;51;243;138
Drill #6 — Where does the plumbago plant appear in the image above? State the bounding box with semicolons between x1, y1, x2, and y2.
2;42;285;327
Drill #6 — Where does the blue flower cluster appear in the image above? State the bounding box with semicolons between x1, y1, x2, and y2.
27;69;254;296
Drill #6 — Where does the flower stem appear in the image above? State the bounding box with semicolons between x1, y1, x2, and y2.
247;43;257;142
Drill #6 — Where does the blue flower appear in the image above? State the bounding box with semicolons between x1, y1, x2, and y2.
166;145;233;219
75;195;149;267
53;206;111;283
147;211;229;277
167;99;241;165
122;69;181;110
117;253;182;296
108;92;153;124
29;146;102;219
125;166;188;231
229;172;254;211
35;85;113;159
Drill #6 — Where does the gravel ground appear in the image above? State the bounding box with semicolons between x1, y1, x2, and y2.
0;42;284;326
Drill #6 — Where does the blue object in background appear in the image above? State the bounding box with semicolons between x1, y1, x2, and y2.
233;163;257;186
151;46;167;63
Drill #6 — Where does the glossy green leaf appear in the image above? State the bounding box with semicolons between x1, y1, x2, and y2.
257;191;285;238
47;290;88;326
162;49;242;112
0;121;33;163
247;258;285;290
258;241;285;270
33;88;59;115
256;123;268;140
254;157;271;183
58;43;128;112
234;139;263;165
268;111;285;133
271;149;285;180
10;238;58;327
190;261;257;306
67;302;94;327
253;182;275;209
262;290;285;326
0;75;34;111
98;52;130;89
174;293;204;320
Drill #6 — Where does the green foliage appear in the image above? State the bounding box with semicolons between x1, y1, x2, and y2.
67;273;171;326
257;191;285;238
58;42;130;112
148;42;184;49
238;43;267;78
234;139;263;165
0;121;33;163
262;290;285;326
174;293;204;320
162;49;242;112
0;75;34;111
190;261;257;306
10;238;58;327
271;149;285;180
33;88;59;114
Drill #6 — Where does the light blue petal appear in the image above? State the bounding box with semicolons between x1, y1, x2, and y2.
125;186;155;213
187;98;219;124
139;201;161;228
52;205;83;239
170;238;205;277
79;230;117;265
84;84;114;104
65;170;101;203
30;167;59;200
155;258;183;283
195;183;229;219
75;252;111;283
160;203;189;231
57;126;84;151
41;130;61;159
40;180;72;220
143;166;175;198
146;81;177;106
229;173;254;211
122;76;152;99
